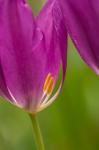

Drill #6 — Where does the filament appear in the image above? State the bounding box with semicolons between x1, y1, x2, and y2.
39;73;54;106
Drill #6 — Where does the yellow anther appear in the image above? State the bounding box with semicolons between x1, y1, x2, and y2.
46;77;54;94
43;73;52;92
43;73;54;94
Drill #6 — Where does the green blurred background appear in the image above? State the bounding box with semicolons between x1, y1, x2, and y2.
0;1;99;150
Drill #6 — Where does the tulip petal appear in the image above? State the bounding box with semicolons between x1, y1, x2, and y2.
0;0;43;107
37;0;67;83
60;0;99;74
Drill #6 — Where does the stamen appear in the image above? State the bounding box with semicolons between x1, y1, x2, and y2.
43;73;52;92
43;73;54;95
38;73;54;106
46;77;54;94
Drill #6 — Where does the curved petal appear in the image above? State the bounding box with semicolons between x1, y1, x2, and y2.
60;0;99;74
0;0;42;108
37;0;67;84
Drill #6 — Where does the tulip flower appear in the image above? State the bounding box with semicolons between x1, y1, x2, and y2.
60;0;99;74
0;0;67;115
1;0;99;149
0;0;67;149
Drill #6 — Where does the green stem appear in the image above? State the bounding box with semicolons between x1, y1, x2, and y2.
29;114;45;150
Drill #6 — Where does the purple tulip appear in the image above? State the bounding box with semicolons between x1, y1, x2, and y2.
60;0;99;74
0;0;67;113
0;0;99;114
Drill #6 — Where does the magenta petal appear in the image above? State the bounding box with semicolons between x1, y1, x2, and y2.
52;1;67;82
0;0;41;107
61;0;99;74
37;0;67;82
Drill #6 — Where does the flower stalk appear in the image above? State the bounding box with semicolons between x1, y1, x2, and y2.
29;114;45;150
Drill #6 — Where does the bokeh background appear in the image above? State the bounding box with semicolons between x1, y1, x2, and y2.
0;1;99;150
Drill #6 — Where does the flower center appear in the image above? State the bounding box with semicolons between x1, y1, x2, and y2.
38;73;54;107
43;73;54;95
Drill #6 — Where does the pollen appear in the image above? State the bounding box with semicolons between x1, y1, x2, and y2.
43;73;54;95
